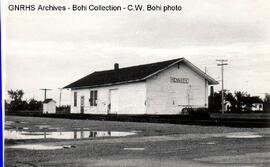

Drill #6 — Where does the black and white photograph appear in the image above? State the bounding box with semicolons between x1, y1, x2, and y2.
2;0;270;166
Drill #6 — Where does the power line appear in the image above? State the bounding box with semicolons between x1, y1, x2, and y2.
217;59;228;114
40;88;52;101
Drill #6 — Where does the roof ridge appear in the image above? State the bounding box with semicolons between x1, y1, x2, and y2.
94;58;183;73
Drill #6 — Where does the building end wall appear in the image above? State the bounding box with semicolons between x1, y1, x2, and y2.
146;63;210;115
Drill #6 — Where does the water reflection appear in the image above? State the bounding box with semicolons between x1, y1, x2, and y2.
5;129;136;140
225;132;262;139
5;121;14;125
7;144;63;150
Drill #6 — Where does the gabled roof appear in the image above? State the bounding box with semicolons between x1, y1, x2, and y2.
242;96;263;104
64;58;218;89
43;98;56;103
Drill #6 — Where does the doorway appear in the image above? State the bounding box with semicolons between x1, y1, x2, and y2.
109;89;119;114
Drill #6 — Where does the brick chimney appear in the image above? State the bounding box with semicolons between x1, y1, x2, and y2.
114;63;119;70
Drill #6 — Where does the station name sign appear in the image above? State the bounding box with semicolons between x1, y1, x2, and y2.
170;77;189;84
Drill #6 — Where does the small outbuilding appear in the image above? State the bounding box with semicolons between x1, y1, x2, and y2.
43;99;56;114
243;96;264;111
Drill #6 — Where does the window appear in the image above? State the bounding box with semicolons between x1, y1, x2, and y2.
90;90;98;106
74;92;77;107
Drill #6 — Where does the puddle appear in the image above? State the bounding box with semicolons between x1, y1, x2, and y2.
5;121;29;130
5;121;14;125
48;127;63;130
74;127;90;130
5;121;137;140
36;125;51;129
226;134;263;139
7;144;63;150
63;145;76;149
5;125;13;129
130;130;142;133
5;130;137;140
124;148;145;151
200;142;216;145
225;132;263;139
6;121;28;124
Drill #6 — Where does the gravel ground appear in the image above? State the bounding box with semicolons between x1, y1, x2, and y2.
4;116;270;167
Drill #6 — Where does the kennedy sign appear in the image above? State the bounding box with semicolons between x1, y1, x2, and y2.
170;77;189;84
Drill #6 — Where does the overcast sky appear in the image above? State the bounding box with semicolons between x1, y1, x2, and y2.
3;0;270;105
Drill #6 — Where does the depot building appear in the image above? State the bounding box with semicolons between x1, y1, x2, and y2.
64;58;218;115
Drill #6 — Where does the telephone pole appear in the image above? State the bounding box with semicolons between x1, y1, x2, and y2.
58;88;63;107
216;59;228;114
204;67;207;107
40;88;52;101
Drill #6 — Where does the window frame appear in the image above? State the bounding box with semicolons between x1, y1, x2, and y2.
90;90;98;106
74;92;77;107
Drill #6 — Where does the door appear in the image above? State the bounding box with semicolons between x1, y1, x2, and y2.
109;89;119;114
80;96;84;114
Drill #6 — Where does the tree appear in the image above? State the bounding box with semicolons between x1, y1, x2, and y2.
242;96;263;111
224;91;263;112
234;91;250;112
210;90;263;112
8;89;24;102
225;92;237;111
7;89;27;111
212;91;222;112
264;93;270;112
28;98;42;110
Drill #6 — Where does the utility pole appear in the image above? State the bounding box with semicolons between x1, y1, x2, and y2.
58;88;63;107
40;88;52;101
216;59;228;114
204;67;207;107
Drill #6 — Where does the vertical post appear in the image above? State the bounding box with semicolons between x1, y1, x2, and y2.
221;65;224;114
217;60;228;114
43;128;47;139
40;88;52;101
58;88;62;107
44;91;47;101
204;67;207;106
209;86;214;112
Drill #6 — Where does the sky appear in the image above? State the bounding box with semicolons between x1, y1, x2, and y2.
3;0;270;105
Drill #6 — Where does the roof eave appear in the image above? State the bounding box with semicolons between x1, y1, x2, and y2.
208;80;219;85
142;58;219;85
65;79;145;90
142;58;184;80
181;58;219;85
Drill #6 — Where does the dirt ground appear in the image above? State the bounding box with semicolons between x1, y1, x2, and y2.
4;116;270;167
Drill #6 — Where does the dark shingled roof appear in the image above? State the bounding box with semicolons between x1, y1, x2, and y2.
64;58;218;89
